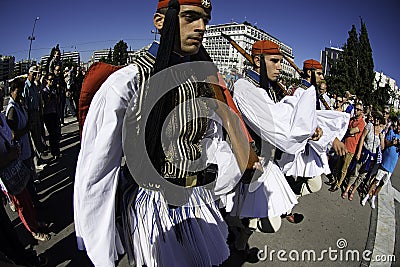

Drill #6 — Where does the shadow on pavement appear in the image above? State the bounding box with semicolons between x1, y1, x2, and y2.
7;121;95;266
41;232;93;267
35;130;80;234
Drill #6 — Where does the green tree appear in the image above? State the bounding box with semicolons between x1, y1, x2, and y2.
113;40;128;66
325;19;376;106
107;48;113;63
358;18;375;105
325;53;347;96
343;25;360;94
99;56;107;63
99;48;113;64
373;73;391;109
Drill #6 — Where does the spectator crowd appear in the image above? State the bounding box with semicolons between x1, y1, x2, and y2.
0;45;85;266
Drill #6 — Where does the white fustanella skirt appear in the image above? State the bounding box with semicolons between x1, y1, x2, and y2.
127;186;229;267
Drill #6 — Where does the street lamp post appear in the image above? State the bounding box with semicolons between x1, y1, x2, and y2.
28;16;40;66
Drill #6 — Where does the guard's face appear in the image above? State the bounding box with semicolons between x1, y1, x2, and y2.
306;69;324;85
176;5;210;56
154;5;211;56
314;69;324;85
263;54;283;82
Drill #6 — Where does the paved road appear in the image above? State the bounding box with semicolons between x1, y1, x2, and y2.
4;118;399;267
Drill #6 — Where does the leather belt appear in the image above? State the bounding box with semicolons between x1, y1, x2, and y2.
165;163;218;187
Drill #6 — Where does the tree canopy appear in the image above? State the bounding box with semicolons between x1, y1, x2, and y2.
113;40;128;66
326;18;385;108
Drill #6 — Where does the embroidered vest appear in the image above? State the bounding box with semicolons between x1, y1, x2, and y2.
131;49;214;181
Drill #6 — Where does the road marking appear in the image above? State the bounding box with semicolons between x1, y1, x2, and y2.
370;181;396;267
394;187;400;203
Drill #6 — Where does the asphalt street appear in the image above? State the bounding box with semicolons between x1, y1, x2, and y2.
3;117;399;267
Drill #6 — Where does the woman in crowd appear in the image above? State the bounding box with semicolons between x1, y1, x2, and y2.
4;77;50;242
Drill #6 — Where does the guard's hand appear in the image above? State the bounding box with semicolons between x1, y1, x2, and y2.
253;157;265;172
311;127;323;141
333;137;347;156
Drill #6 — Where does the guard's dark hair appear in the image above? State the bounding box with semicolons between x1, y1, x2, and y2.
301;68;312;79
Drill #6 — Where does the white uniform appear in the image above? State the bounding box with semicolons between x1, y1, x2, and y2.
74;54;243;266
278;85;350;178
277;83;350;197
229;77;318;219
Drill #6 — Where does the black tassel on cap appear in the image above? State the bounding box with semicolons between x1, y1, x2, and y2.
153;0;180;74
259;54;268;90
146;0;181;173
311;70;321;110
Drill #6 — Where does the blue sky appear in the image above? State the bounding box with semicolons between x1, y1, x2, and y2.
1;0;399;83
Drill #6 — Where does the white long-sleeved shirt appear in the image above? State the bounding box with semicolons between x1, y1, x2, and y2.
233;78;318;155
74;64;243;266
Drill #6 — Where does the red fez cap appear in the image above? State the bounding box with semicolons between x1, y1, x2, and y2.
157;0;212;9
303;59;322;70
251;40;281;55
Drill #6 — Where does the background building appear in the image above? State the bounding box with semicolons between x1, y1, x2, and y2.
374;71;399;111
0;55;15;83
40;51;81;70
127;46;147;63
87;47;139;67
87;49;113;67
14;60;35;76
203;22;298;80
320;47;343;76
62;51;80;66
